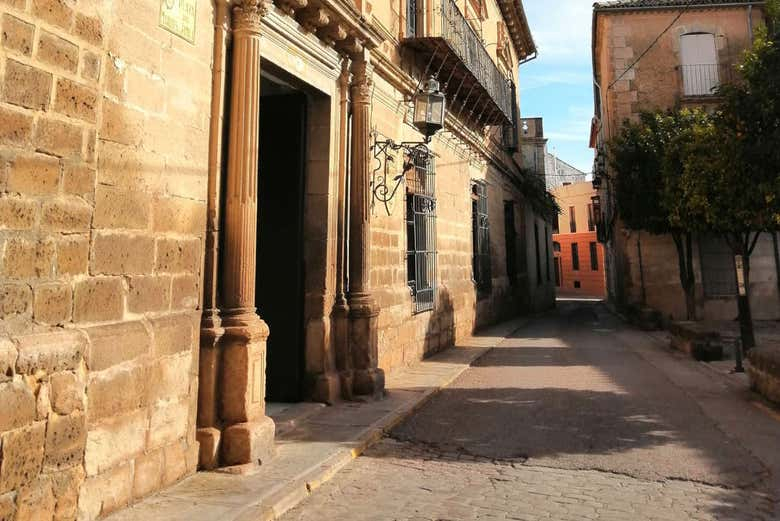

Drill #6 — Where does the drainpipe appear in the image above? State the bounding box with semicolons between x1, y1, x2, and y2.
748;4;754;42
519;51;537;66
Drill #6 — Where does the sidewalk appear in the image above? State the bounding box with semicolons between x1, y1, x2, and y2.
613;313;780;497
105;318;525;521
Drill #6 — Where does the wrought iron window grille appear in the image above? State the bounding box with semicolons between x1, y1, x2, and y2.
471;180;491;293
405;150;437;314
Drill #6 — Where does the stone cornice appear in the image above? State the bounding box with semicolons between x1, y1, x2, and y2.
270;0;385;57
495;0;536;59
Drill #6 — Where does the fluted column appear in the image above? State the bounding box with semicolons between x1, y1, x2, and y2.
216;0;274;468
347;49;384;396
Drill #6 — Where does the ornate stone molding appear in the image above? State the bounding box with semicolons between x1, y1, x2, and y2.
275;0;307;16
319;21;347;46
298;6;330;33
349;51;372;103
233;0;269;33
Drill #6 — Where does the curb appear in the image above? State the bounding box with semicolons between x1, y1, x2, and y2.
243;342;499;520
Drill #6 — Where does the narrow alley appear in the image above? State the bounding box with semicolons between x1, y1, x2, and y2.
280;302;779;521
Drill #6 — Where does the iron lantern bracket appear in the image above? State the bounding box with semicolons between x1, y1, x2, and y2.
371;134;431;215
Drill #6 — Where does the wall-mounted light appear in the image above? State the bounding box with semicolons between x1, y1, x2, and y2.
371;77;447;214
412;77;446;142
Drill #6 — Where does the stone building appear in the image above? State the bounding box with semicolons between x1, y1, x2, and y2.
551;181;607;299
590;0;780;321
519;117;588;190
0;0;553;519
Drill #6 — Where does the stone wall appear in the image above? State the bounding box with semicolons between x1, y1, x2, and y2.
368;88;555;372
363;0;556;371
0;0;213;519
594;5;779;321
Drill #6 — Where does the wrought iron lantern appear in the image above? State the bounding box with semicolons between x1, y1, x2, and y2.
412;77;446;141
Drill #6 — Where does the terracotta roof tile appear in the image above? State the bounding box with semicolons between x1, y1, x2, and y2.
594;0;762;9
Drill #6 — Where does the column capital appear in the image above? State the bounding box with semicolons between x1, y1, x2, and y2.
349;49;372;101
232;0;269;34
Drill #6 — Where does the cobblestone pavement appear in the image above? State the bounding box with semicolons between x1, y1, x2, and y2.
281;439;775;521
280;302;780;520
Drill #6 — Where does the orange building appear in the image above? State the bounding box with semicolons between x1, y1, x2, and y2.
552;182;607;299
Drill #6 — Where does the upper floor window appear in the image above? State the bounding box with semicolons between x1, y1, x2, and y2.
587;203;595;232
466;0;487;21
406;0;419;37
569;206;577;233
572;242;580;271
497;21;513;72
680;33;719;96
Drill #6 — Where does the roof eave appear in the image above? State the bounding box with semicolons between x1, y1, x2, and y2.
497;0;538;60
593;1;765;14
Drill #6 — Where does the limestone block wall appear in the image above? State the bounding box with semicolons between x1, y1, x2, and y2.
0;0;212;519
369;78;555;372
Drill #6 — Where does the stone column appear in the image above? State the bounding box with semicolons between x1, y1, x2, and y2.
333;58;353;399
217;0;274;467
347;49;384;397
197;0;230;470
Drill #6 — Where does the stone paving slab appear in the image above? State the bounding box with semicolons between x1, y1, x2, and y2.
104;317;527;521
279;439;777;521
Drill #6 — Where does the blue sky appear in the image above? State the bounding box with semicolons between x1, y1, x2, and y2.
519;0;595;173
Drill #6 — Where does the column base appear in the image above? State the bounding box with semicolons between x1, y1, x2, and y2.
309;371;342;405
221;417;276;467
348;293;384;397
339;370;354;401
197;427;221;470
353;368;385;398
220;308;270;424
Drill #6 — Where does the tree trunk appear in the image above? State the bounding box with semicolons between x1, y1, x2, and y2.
735;233;757;351
637;231;647;306
685;233;696;321
672;232;696;321
772;232;780;306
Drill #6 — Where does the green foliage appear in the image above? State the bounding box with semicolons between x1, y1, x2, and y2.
766;0;780;35
684;4;780;236
609;109;709;235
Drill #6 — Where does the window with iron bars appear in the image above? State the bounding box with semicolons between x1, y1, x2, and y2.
406;149;437;313
472;181;491;293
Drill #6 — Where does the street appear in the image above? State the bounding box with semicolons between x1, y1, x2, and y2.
280;301;779;521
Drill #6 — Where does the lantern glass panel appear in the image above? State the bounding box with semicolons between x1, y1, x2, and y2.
414;96;428;125
429;95;444;126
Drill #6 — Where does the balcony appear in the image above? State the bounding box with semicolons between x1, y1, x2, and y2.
402;0;515;128
677;63;733;100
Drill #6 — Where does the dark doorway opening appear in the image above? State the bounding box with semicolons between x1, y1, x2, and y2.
257;73;307;403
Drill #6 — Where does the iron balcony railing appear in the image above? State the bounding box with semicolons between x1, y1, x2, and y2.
439;0;513;120
677;63;733;98
404;0;515;125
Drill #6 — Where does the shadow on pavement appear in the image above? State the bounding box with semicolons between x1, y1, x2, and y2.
383;300;778;520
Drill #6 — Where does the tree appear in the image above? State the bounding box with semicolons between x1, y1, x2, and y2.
610;110;707;320
681;4;780;349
